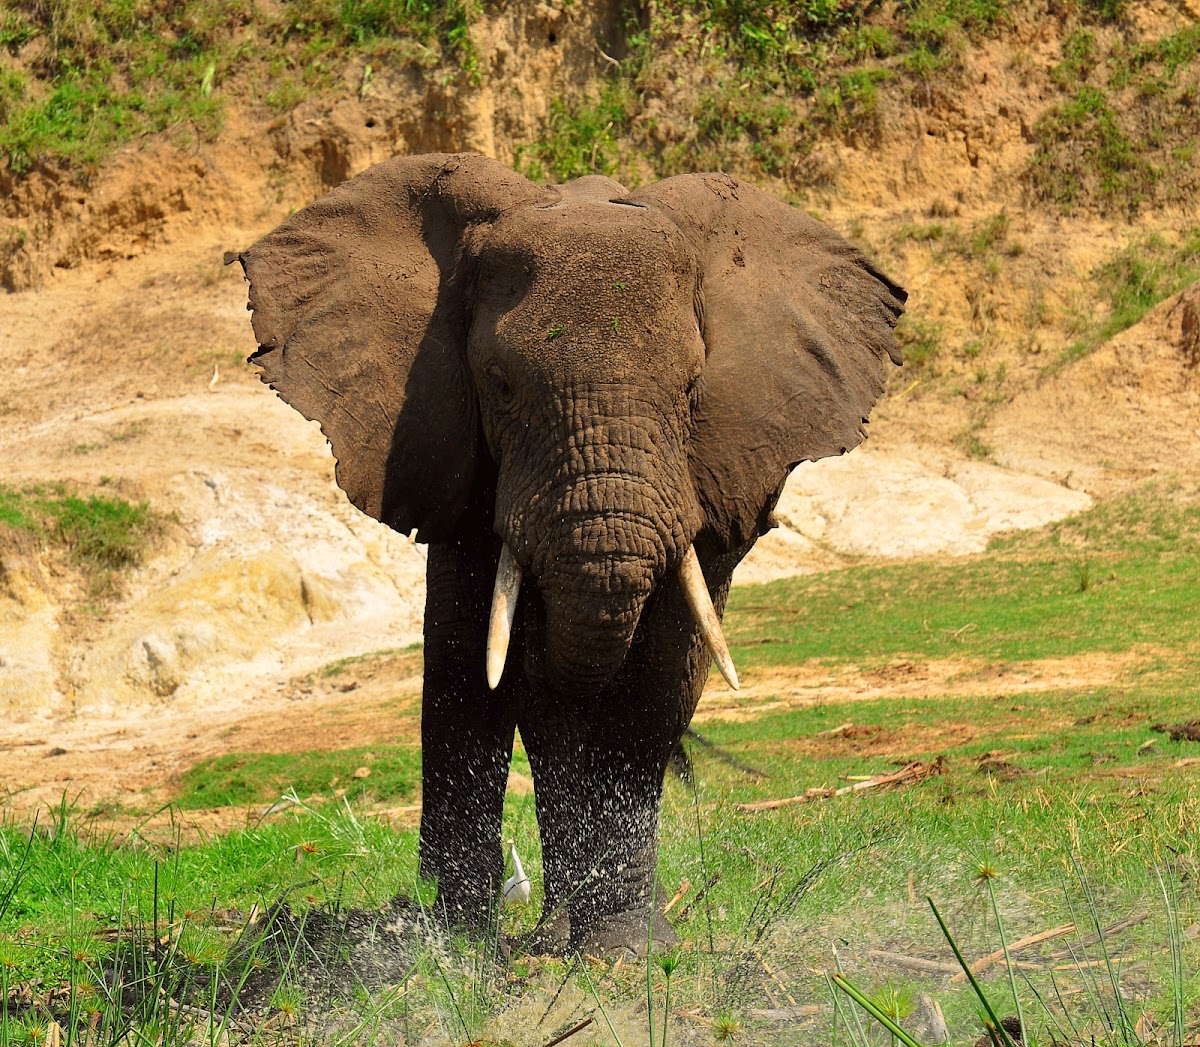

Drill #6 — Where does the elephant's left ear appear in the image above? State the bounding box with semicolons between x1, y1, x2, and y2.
630;175;906;550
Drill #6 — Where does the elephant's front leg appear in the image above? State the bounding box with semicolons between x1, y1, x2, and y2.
522;571;732;954
522;703;680;956
420;539;518;928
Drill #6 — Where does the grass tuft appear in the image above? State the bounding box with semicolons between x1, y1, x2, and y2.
0;0;479;174
1052;229;1200;368
0;483;159;597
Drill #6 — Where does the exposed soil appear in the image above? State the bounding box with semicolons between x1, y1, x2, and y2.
1;1;1199;828
0;644;1170;834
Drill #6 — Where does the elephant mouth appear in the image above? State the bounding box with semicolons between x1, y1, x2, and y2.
485;543;738;694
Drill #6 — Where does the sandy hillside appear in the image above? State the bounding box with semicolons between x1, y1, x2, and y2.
1;0;1199;817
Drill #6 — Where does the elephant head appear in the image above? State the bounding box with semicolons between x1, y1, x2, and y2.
230;153;904;696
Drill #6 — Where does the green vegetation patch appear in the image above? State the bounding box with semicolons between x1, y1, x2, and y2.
0;482;157;570
174;745;422;809
1055;228;1200;368
0;0;477;174
516;0;1013;187
724;485;1200;670
516;80;634;183
1028;24;1200;213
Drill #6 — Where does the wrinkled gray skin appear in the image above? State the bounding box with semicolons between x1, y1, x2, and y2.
231;153;905;955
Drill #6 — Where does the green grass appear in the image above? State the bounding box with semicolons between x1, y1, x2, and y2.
2;486;1198;1041
516;79;635;184
726;486;1200;669
515;0;1019;187
174;747;422;810
0;482;157;571
1028;23;1200;213
1053;229;1200;368
0;0;477;174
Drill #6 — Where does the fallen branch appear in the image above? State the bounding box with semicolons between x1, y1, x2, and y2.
1047;913;1148;959
951;923;1075;984
676;871;721;921
540;1017;594;1047
366;804;421;821
735;760;944;812
747;1005;822;1022
761;956;798;1007
867;950;960;975
662;880;690;914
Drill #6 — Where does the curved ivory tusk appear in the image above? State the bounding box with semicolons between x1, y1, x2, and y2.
486;544;523;690
678;546;739;691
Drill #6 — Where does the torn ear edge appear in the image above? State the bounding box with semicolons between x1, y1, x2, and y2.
224;251;263;368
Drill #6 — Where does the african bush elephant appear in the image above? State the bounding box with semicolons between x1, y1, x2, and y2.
230;152;905;955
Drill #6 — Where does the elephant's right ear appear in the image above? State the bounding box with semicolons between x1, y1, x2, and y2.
229;153;552;543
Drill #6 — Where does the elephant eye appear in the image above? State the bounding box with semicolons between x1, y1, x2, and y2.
488;362;514;403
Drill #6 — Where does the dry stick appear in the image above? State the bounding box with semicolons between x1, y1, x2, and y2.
748;1005;822;1022
676;872;721;921
736;761;942;812
540;1017;595;1047
867;950;960;975
760;956;798;1006
1046;907;1147;955
950;923;1076;985
662;880;690;915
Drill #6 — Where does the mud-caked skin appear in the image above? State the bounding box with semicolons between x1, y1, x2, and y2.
232;154;906;955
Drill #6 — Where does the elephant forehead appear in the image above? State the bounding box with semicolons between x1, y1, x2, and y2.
482;200;696;292
477;203;702;376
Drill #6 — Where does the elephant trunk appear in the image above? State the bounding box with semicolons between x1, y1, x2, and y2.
490;398;729;695
540;582;648;694
532;507;668;695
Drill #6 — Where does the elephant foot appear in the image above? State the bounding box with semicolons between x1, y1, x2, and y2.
571;909;679;958
511;907;571;957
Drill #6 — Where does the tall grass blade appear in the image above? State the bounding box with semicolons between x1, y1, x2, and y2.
0;815;37;921
1157;867;1185;1047
688;774;717;956
830;972;926;1047
1070;864;1140;1045
927;897;1018;1047
833;947;871;1047
984;877;1028;1047
646;911;656;1047
827;972;870;1047
580;962;626;1047
1020;968;1075;1045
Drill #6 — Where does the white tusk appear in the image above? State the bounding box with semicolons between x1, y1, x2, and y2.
678;546;739;691
486;544;522;690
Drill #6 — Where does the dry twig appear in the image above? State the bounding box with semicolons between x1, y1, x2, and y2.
867;950;960;975
540;1017;595;1047
735;760;944;812
951;923;1076;984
